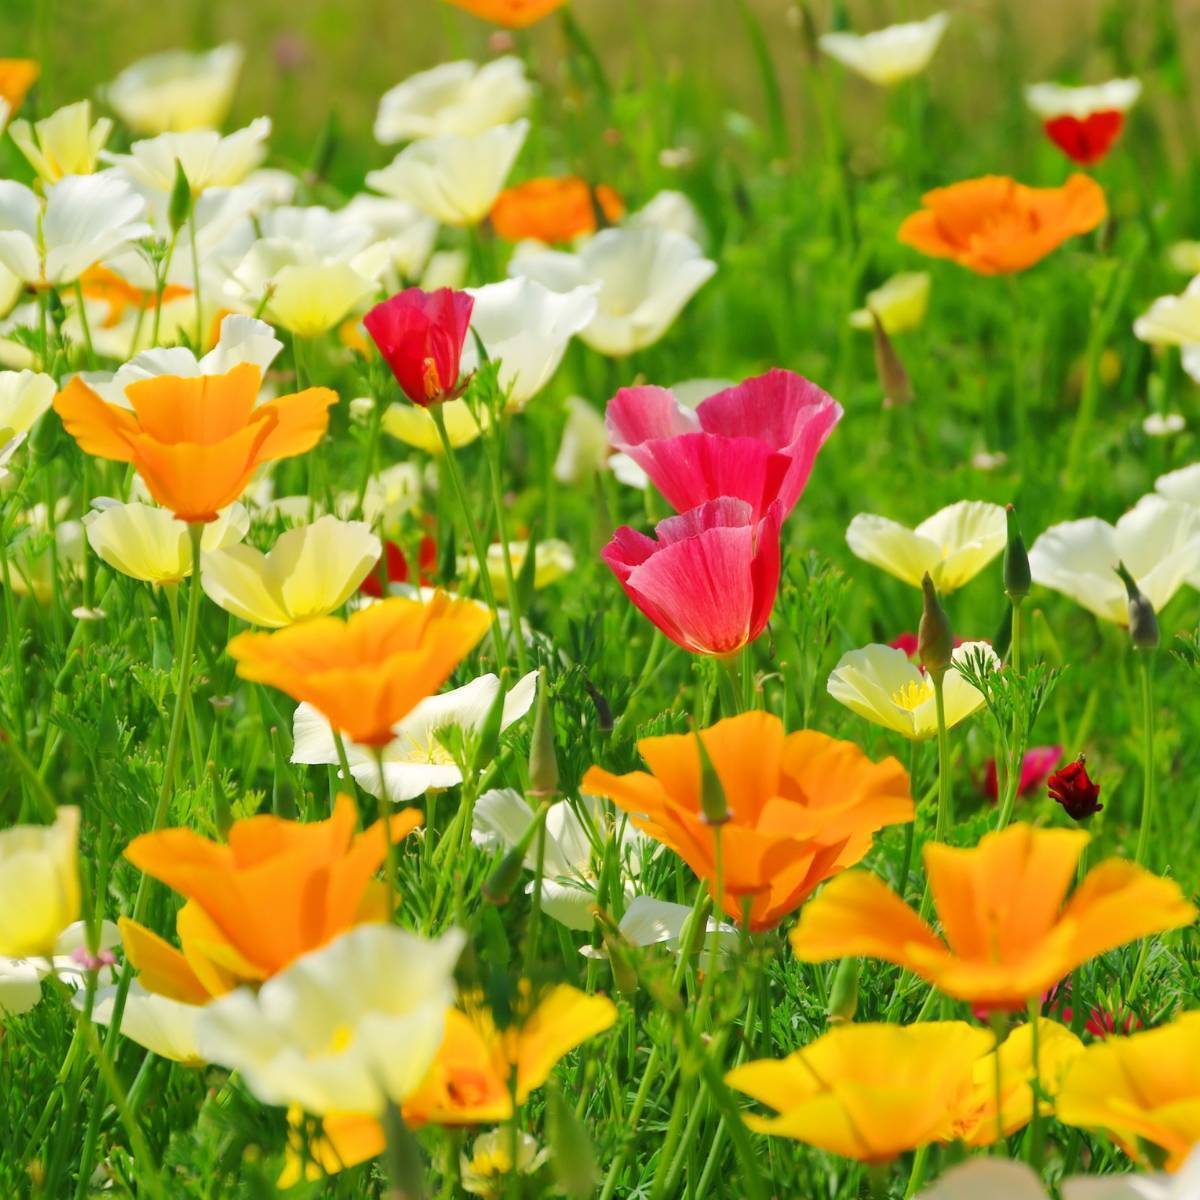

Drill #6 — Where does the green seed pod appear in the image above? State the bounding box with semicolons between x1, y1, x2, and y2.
547;1083;600;1198
1116;562;1159;651
827;956;860;1025
1003;504;1031;602
918;573;954;678
527;669;559;800
168;159;192;234
695;732;729;826
482;845;527;906
871;311;912;409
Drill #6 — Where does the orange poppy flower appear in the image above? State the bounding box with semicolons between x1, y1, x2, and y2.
80;266;191;329
1057;1011;1200;1170
790;823;1197;1010
121;793;421;987
443;0;567;29
491;177;625;244
227;592;492;747
898;174;1107;275
53;364;336;523
580;712;914;930
0;59;39;113
279;983;617;1185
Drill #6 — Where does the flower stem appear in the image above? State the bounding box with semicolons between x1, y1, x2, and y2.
1026;998;1043;1169
150;229;178;348
430;403;507;666
1134;653;1157;867
932;672;953;843
188;207;203;349
483;416;529;675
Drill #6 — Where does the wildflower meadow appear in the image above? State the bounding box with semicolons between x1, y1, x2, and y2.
2;0;1200;1197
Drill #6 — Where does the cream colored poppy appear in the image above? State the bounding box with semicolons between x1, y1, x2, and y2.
201;516;381;628
104;44;244;135
102;117;271;193
9;101;112;183
0;808;80;957
849;272;931;334
1134;276;1200;383
846;500;1007;592
819;12;949;86
0;369;55;438
84;501;248;585
827;641;997;740
382;397;487;455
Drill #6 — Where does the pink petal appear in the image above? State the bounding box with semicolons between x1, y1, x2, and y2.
605;385;698;450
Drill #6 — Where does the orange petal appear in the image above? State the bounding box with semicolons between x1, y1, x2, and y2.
123;365;261;445
54;376;140;462
255;387;338;460
118;916;211;1004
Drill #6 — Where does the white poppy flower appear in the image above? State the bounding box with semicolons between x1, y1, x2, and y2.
367;120;529;227
1025;78;1142;121
90;980;204;1065
1156;462;1200;507
462;278;598;408
375;57;532;142
339;194;438;281
1029;493;1200;623
103;117;272;193
0;370;54;438
846;500;1007;592
626;189;706;244
104;44;244;135
849;271;931;333
819;12;950;86
195;925;464;1115
9;101;113;184
472;789;644;931
0;175;150;287
510;226;716;356
1134;276;1200;382
827;641;997;740
1;920;119;1017
293;671;537;799
580;895;738;961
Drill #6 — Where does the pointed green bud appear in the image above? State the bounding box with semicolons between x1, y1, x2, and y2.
1003;504;1031;602
918;573;954;678
208;763;234;838
678;896;712;964
468;669;508;776
695;732;729;826
871;311;912;409
827;957;860;1025
1116;562;1159;651
547;1084;600;1198
482;845;526;906
168;159;192;234
527;668;559;800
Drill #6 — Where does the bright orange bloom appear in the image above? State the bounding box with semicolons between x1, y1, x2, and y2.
54;364;336;523
898;174;1107;275
491;177;625;244
727;1019;1082;1162
443;0;567;28
80;266;190;329
581;712;914;930
121;794;421;988
1057;1011;1200;1170
227;592;492;747
0;59;39;113
791;823;1197;1010
280;984;617;1185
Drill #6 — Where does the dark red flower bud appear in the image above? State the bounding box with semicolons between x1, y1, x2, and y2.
361;536;437;598
1047;755;1103;821
363;288;474;408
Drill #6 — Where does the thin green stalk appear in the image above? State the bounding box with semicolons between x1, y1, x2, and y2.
1026;999;1043;1169
524;812;547;970
188;207;203;349
72;279;97;368
0;533;27;749
483;418;529;674
932;673;953;843
332;729;355;805
430;403;507;665
151;230;179;348
903;1145;930;1198
1134;654;1157;866
374;747;400;918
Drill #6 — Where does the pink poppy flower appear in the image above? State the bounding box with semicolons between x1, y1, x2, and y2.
982;745;1063;801
605;368;842;521
602;497;782;657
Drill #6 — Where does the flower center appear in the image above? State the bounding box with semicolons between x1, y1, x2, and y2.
891;679;934;711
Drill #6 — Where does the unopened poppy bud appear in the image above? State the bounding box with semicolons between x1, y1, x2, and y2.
528;669;559;800
468;671;508;775
547;1084;600;1198
695;733;729;826
1116;562;1159;651
918;573;954;678
482;845;526;906
603;932;640;997
827;956;860;1025
1048;755;1103;821
1003;504;1031;602
168;159;191;234
208;763;234;838
678;898;712;963
380;1101;426;1200
871;311;912;408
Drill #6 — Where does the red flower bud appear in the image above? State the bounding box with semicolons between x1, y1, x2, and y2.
1043;110;1125;166
360;536;438;598
1047;755;1103;821
363;287;474;408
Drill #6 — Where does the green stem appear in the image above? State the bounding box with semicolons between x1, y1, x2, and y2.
483;417;529;675
72;279;96;368
1026;999;1043;1169
932;672;953;843
1134;653;1157;867
188;207;203;349
332;729;355;805
429;403;507;666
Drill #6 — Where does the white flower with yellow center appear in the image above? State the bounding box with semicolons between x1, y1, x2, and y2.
104;44;244;135
84;501;248;585
849;272;931;334
195;925;464;1116
9;101;113;184
293;670;537;801
0;808;80;958
819;12;950;86
201;516;381;627
0;175;150;287
1029;493;1200;623
846;500;1007;592
367;119;529;227
461;1130;547;1198
510;227;717;357
103;117;271;194
827;642;997;740
374;58;532;142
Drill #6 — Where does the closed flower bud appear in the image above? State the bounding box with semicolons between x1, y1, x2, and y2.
827;956;860;1025
918;572;954;677
1115;562;1159;651
482;844;527;906
695;732;730;826
871;311;913;408
547;1084;600;1198
527;669;559;800
1003;503;1031;601
380;1102;427;1200
168;158;192;233
1048;755;1103;821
